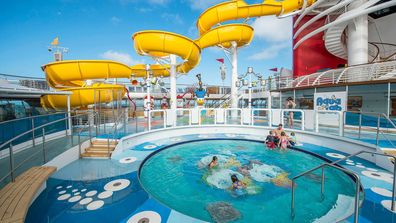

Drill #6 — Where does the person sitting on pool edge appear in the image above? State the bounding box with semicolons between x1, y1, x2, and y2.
208;156;218;168
288;132;297;147
278;132;290;150
274;124;286;137
231;174;246;190
265;130;276;149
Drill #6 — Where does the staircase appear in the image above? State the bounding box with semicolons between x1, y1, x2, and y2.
81;140;118;158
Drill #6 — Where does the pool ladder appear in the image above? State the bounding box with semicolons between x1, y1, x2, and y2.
291;151;396;223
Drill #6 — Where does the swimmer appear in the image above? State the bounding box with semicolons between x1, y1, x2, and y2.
278;132;290;150
208;156;218;168
265;131;276;149
231;174;246;190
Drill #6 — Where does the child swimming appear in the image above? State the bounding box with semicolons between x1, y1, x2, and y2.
208;156;218;168
231;174;246;190
278;132;289;150
265;130;276;149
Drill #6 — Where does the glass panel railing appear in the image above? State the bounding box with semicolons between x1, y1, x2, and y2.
252;109;270;127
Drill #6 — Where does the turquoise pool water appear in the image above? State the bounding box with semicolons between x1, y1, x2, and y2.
140;139;357;223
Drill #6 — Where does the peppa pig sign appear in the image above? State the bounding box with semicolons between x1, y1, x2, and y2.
314;92;347;111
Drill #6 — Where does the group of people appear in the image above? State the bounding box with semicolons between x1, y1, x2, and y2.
265;124;296;150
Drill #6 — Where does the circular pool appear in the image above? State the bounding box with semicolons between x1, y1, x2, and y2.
139;139;357;223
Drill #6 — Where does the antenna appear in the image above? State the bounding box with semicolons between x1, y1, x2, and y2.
48;37;69;62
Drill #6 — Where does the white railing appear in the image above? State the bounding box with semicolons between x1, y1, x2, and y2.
269;60;396;91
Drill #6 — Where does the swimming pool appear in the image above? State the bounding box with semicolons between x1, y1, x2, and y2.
139;139;358;223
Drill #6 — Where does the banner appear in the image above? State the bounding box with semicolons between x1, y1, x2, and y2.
314;91;347;111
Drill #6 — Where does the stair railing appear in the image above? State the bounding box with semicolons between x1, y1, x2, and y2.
77;112;97;158
106;109;126;158
0;113;90;185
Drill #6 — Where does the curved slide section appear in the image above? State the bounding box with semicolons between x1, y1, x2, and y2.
41;60;131;109
197;0;315;35
132;0;314;75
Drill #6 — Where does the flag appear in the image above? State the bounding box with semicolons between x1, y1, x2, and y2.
216;58;224;63
269;67;278;72
51;37;59;46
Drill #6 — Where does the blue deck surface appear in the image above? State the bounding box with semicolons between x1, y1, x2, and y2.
26;133;396;223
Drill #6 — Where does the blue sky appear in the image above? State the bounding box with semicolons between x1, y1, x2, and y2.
0;0;293;85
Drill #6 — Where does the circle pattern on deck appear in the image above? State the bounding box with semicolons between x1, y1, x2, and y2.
86;200;104;210
104;179;130;192
98;191;113;199
120;157;138;164
361;171;393;184
325;153;346;159
381;200;396;213
371;187;392;197
127;211;161;223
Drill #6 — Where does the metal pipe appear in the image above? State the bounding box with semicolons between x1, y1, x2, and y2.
358;113;362;139
65;113;68;136
42;128;46;163
392;159;396;211
321;167;325;200
291;180;295;218
354;178;360;223
89;122;92;145
78;133;81;158
9;143;14;182
376;114;380;146
31;118;35;147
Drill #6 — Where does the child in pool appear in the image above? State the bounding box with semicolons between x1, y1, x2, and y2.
288;132;297;147
208;156;218;168
231;174;246;190
265;131;276;149
278;132;290;150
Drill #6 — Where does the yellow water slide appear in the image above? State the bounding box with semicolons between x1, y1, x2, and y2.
41;60;131;109
42;0;314;109
132;0;315;74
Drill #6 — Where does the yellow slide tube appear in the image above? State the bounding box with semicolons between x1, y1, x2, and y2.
41;60;132;109
132;0;315;75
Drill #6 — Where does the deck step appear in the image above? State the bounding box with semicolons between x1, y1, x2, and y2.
81;140;118;158
81;152;112;158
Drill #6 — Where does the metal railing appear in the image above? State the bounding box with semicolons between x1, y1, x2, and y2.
266;60;396;91
342;111;396;148
330;150;396;211
291;162;362;223
0;113;89;185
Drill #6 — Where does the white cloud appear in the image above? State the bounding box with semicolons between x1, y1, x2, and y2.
100;50;144;65
187;0;223;10
252;16;292;42
110;16;122;24
248;42;290;60
161;13;183;25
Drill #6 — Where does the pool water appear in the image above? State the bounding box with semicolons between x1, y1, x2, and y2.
140;139;357;223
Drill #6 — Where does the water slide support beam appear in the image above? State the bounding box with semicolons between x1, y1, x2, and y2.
170;54;177;111
145;64;151;119
231;41;238;109
67;95;72;134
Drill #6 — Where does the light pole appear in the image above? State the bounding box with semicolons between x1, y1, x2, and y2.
236;67;265;109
